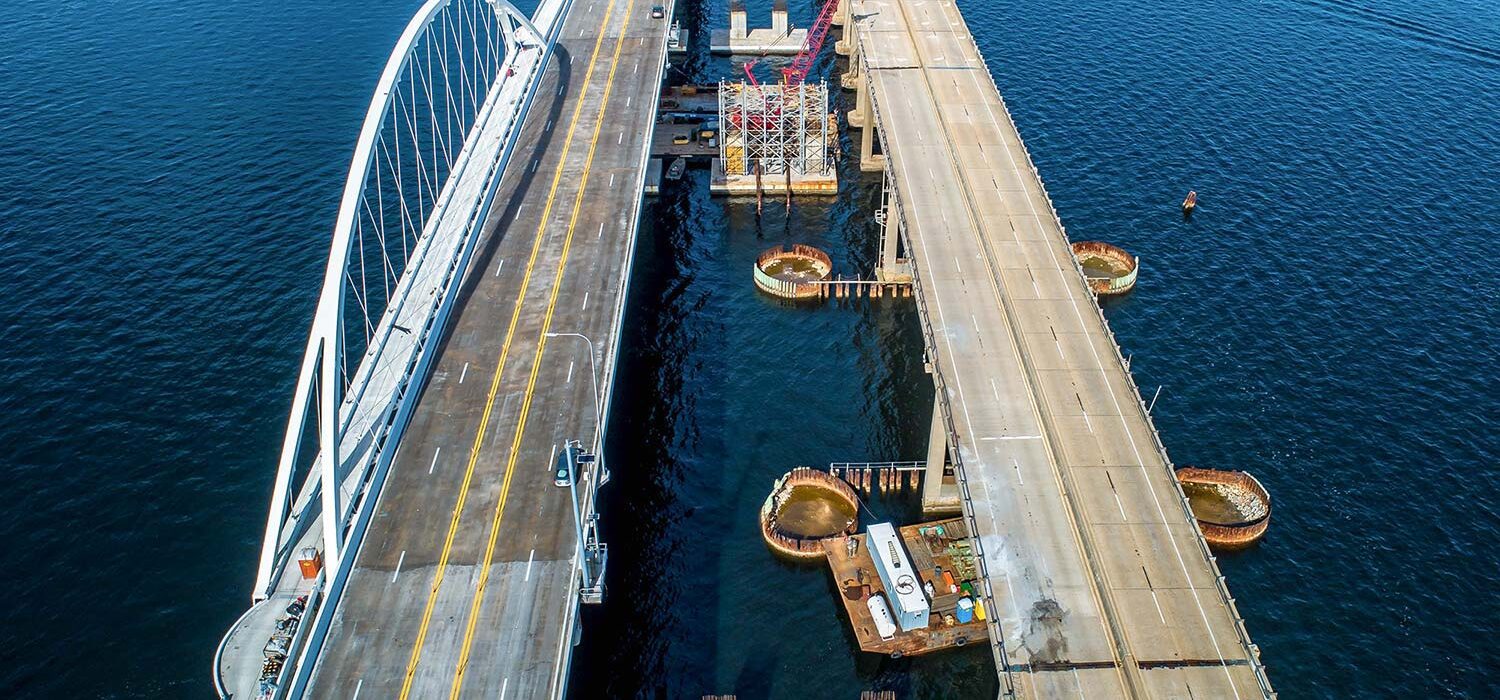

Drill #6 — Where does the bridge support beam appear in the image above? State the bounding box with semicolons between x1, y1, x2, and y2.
840;35;861;90
856;72;884;172
922;386;962;515
833;0;853;52
874;168;910;282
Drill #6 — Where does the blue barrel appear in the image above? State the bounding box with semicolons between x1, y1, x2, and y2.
955;597;974;624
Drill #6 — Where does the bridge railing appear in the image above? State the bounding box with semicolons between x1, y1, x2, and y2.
850;29;1018;697
854;12;1273;697
957;26;1276;698
222;0;579;695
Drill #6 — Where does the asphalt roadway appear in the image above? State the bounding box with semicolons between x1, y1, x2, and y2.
303;0;671;696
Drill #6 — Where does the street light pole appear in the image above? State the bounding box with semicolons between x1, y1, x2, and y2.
545;331;601;450
545;331;605;601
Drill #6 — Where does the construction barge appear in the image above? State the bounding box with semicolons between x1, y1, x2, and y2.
820;517;989;657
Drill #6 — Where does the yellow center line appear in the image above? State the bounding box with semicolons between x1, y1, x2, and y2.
395;2;621;697
446;0;637;694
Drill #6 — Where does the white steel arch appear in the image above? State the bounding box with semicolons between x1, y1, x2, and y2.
252;0;562;601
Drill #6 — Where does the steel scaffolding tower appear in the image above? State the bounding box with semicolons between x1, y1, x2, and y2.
718;79;834;179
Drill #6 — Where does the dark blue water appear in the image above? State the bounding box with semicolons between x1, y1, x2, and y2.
0;0;1495;697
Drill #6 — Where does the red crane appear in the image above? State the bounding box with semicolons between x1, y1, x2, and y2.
781;0;839;86
743;58;762;86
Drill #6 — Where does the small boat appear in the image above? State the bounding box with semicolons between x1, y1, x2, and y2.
1181;190;1198;213
666;156;686;181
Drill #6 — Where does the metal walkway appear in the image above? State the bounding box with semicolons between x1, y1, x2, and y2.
843;0;1274;696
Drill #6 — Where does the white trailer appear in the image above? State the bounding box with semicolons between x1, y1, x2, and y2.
866;522;929;631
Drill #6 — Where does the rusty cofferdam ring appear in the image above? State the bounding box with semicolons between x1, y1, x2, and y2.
753;244;833;299
760;467;859;559
1175;466;1273;549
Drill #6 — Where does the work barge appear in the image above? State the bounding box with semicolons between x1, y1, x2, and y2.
217;0;1273;695
834;0;1276;694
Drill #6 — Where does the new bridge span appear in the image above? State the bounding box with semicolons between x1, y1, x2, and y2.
215;0;673;696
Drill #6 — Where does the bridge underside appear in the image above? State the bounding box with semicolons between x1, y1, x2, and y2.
846;0;1272;696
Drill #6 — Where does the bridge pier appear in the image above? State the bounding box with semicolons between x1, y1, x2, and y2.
921;386;961;516
833;0;853;53
855;71;884;172
874;168;910;282
839;35;861;90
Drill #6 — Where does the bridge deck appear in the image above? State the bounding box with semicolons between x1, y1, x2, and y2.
854;0;1269;696
304;0;670;697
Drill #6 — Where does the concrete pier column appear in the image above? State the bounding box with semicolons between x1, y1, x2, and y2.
729;0;747;40
847;59;866;128
834;0;855;54
858;81;885;172
876;175;900;279
771;0;788;37
922;386;961;515
840;37;861;90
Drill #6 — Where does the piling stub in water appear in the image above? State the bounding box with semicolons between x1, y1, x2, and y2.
761;467;859;560
753;244;833;299
1071;241;1138;296
1175;466;1272;549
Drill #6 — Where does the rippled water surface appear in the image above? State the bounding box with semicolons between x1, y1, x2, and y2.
0;0;1496;696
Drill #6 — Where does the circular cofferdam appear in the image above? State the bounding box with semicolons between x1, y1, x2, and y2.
760;467;859;560
1071;241;1138;296
753;244;832;299
1175;466;1272;549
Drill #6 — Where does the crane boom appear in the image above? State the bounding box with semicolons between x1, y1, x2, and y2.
781;0;838;85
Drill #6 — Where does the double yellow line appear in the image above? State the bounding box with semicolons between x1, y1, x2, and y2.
396;0;629;696
446;0;638;694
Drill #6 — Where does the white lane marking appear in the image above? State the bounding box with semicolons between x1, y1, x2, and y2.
626;94;631;108
609;172;614;187
524;550;535;581
582;291;589;311
428;447;442;474
633;60;639;74
531;158;539;172
392;551;406;582
1010;457;1024;485
953;256;962;274
1149;587;1167;624
546;118;553;131
495;258;505;276
990;378;1001;402
1113;490;1128;521
597;222;605;238
617;131;623;144
500;677;509;700
958;63;1239;687
352;678;363;700
567;360;574;383
459;362;469;384
514;202;525;221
